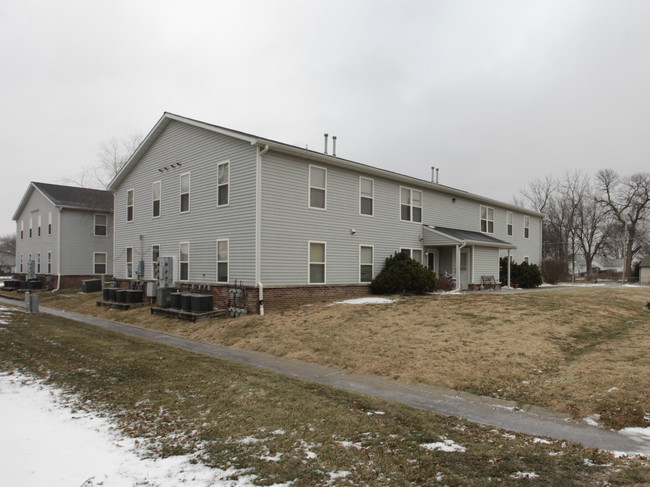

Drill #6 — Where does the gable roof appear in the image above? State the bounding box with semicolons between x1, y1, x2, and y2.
639;256;650;267
423;225;516;249
109;112;544;218
12;182;113;221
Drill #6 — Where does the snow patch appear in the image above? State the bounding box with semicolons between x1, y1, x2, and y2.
512;471;539;479
328;297;397;306
420;439;466;453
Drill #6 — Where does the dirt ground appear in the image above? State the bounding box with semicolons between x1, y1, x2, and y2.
34;285;650;429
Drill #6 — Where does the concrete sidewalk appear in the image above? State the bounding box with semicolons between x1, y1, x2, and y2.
2;295;648;456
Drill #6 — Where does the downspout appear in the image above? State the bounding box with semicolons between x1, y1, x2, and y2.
455;242;466;291
52;207;62;292
256;144;269;316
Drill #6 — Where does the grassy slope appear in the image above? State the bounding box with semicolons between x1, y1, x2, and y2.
35;286;650;430
1;305;649;486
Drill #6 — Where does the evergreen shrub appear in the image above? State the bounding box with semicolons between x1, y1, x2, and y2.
370;252;437;294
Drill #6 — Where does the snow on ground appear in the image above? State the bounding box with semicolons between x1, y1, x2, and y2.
420;439;467;453
328;297;397;306
0;371;260;487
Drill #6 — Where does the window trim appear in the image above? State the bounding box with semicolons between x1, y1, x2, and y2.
524;215;530;239
359;245;374;283
359;177;374;216
216;239;229;283
94;213;108;237
480;205;495;234
308;241;326;284
152;181;161;218
400;247;423;264
152;244;160;280
37;253;41;273
125;247;133;279
180;172;191;214
37;215;41;237
126;189;134;222
29;217;33;238
400;186;423;223
179;242;190;281
20;254;23;273
217;161;230;207
94;252;107;275
47;251;52;274
309;165;327;210
48;212;52;235
20;220;24;240
506;211;513;237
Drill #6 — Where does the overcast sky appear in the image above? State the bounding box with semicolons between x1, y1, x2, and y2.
2;0;649;236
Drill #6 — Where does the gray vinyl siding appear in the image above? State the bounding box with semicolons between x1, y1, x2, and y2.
59;209;113;275
113;121;257;284
14;190;59;275
473;247;499;282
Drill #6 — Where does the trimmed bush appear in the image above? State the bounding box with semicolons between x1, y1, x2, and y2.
500;257;543;289
370;252;437;294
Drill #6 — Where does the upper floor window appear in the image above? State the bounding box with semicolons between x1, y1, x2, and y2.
179;242;190;281
480;205;494;234
217;239;229;283
94;252;107;274
152;181;161;218
37;215;41;237
309;166;326;209
20;221;24;240
360;246;373;283
506;211;513;237
94;214;107;236
29;218;33;238
217;161;229;207
309;241;326;283
127;189;134;222
360;177;374;216
400;187;422;223
180;173;190;213
48;212;52;234
152;245;160;279
524;216;530;239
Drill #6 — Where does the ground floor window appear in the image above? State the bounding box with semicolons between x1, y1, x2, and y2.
179;242;189;281
400;248;423;264
126;247;133;278
309;242;326;284
94;252;107;274
152;245;160;279
217;239;229;283
47;252;52;274
360;246;373;283
37;253;41;273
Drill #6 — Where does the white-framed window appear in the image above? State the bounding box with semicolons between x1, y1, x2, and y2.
480;205;494;234
48;212;52;235
524;216;530;239
360;177;374;216
127;189;134;222
29;218;33;238
20;220;24;239
152;181;161;218
152;245;160;279
217;239;229;283
37;215;41;237
47;252;52;274
506;211;513;237
37;253;41;273
400;187;422;223
126;247;133;278
94;252;107;274
94;214;107;236
217;161;229;207
359;245;373;283
180;172;190;213
308;241;326;284
179;242;190;281
523;256;530;264
309;165;326;209
401;248;423;263
20;254;23;272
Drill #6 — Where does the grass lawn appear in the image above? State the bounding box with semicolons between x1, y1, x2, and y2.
34;285;650;430
1;303;649;486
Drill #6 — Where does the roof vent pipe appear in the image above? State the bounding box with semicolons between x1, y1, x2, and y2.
431;166;436;183
324;133;328;155
332;136;337;157
436;168;439;184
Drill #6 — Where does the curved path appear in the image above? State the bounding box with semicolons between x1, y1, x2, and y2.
2;296;648;456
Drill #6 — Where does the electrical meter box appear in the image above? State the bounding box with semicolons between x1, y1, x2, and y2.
157;257;175;289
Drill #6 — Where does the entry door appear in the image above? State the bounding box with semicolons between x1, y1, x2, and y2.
460;249;470;290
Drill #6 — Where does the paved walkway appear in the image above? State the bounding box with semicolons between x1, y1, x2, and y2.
2;295;648;456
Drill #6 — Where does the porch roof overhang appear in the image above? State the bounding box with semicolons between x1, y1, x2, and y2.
422;225;517;250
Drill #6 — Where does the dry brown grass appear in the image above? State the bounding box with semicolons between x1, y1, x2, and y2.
35;286;650;429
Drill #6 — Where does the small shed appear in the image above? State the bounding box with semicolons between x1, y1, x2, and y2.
639;256;650;284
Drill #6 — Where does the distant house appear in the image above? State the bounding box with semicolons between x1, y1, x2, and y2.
639;256;650;284
12;182;114;289
109;112;543;312
592;258;624;274
0;251;15;275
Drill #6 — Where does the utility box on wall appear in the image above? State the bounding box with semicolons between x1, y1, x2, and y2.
157;257;174;289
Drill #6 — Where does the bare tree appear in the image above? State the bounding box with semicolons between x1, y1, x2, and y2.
0;233;16;254
595;169;650;277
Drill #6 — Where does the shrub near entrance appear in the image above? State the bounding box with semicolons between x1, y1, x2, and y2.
370;252;437;294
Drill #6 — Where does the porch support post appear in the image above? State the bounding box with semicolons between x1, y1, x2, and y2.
507;249;511;288
455;244;462;291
